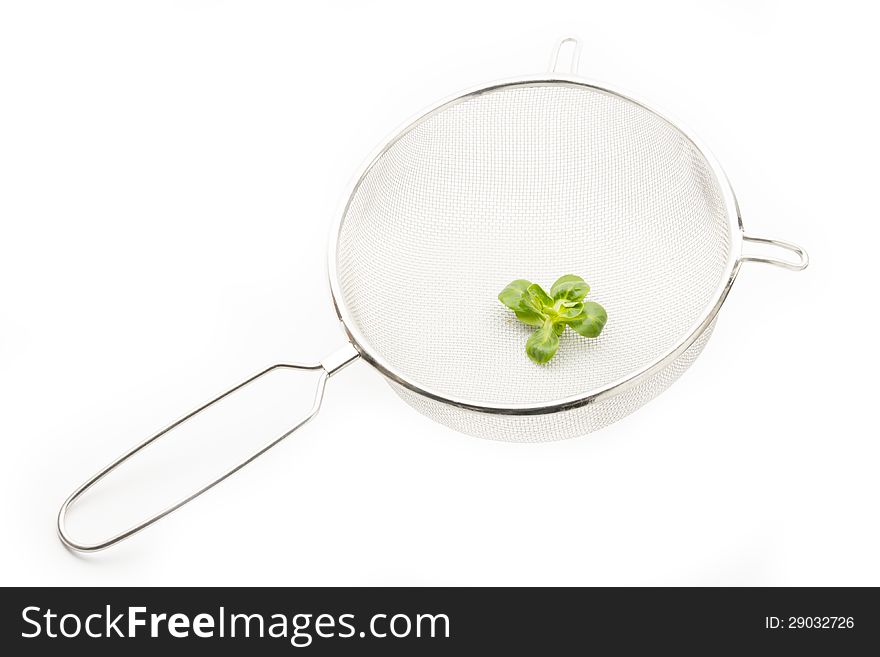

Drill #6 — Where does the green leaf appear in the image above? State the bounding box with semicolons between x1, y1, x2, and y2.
551;275;590;302
518;288;544;314
526;321;560;364
499;279;545;326
555;301;584;320
514;308;545;327
553;321;567;336
498;279;532;311
568;301;608;338
516;288;546;326
526;283;553;309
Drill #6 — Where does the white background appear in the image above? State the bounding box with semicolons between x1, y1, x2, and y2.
1;0;878;586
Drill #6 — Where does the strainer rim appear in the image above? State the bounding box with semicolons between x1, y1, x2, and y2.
327;73;743;415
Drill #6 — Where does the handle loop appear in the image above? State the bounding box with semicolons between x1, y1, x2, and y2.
58;345;360;553
549;36;582;75
740;233;809;271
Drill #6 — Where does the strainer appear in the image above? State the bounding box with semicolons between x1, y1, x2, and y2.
58;38;808;551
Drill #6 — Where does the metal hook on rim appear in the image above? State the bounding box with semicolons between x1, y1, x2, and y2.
740;233;809;271
57;344;360;553
549;36;582;75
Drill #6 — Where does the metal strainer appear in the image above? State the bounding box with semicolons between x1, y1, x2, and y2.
58;39;808;551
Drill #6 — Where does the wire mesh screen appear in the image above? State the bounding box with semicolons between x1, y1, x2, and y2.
335;83;731;438
391;318;715;441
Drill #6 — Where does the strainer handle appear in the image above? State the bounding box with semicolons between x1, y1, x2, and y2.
57;344;360;553
740;233;809;271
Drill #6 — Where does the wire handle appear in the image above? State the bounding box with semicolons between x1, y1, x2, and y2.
740;233;809;271
549;37;582;75
57;344;360;553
